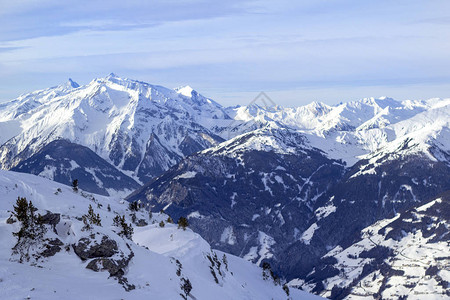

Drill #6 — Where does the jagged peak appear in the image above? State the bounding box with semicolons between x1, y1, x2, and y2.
66;78;80;89
106;72;119;79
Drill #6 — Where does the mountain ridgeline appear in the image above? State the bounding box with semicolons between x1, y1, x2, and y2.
0;74;449;299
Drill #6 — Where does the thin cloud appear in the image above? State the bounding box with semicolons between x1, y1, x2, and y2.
0;0;449;105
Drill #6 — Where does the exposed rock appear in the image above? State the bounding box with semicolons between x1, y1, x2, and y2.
86;250;134;276
87;258;122;276
135;219;148;227
73;233;118;260
85;247;135;291
40;238;64;258
41;211;61;226
40;211;61;233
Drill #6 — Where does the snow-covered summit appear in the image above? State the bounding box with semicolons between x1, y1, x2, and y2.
0;74;230;187
175;85;195;97
225;96;450;165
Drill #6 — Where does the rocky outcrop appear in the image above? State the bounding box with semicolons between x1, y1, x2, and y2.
40;238;64;258
73;232;135;290
73;233;118;260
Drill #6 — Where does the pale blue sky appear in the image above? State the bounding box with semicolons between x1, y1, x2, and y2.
1;0;449;106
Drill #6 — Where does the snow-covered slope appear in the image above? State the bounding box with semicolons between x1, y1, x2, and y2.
0;170;320;299
291;193;450;299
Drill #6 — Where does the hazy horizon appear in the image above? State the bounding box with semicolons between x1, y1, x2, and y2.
1;0;449;106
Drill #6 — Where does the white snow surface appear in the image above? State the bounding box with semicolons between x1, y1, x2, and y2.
0;170;321;299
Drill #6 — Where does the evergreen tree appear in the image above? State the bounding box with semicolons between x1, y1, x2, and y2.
12;197;29;238
12;197;45;241
283;284;290;296
177;216;189;230
222;254;229;271
72;179;78;192
128;201;139;211
261;262;280;285
11;197;46;262
159;220;165;227
167;216;174;224
113;215;134;239
180;278;192;299
82;204;101;230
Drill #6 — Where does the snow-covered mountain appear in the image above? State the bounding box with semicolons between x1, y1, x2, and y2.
0;74;228;194
1;75;449;299
0;169;320;299
127;121;450;285
127;125;346;268
225;97;450;166
291;192;450;299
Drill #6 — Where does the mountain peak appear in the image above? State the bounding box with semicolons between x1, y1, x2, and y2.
106;72;119;79
175;85;195;97
66;78;80;89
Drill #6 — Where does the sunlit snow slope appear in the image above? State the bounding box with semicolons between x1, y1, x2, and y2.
0;170;320;299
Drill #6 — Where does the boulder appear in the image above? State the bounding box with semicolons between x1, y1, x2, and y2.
41;211;61;226
41;238;64;257
73;233;118;260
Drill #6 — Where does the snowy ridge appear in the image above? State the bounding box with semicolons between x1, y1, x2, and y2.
225;97;450;166
0;74;229;187
0;74;448;189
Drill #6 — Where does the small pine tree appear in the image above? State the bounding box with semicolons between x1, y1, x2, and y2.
261;262;280;285
12;197;29;238
222;254;229;271
113;214;121;227
177;217;189;230
113;215;134;239
72;179;78;192
128;201;139;211
107;204;111;212
12;197;45;241
262;262;271;280
82;204;101;230
167;216;174;224
159;221;165;228
180;278;192;300
11;197;46;262
283;284;290;296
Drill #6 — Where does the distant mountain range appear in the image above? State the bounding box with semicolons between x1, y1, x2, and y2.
0;74;448;299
